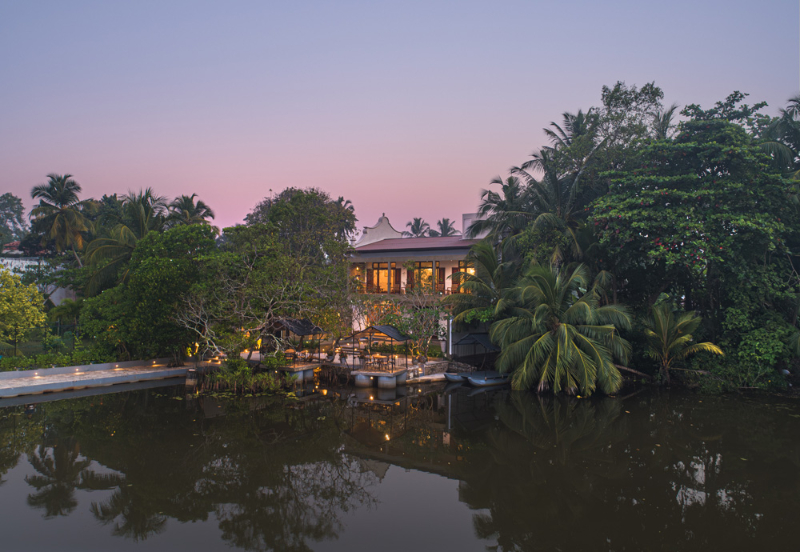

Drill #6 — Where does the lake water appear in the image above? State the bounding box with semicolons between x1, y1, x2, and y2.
0;382;797;551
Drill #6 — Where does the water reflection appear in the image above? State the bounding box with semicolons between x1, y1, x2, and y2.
0;386;797;550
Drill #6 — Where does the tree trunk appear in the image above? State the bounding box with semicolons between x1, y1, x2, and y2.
71;245;83;267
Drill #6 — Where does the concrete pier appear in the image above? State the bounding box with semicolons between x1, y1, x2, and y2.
0;358;186;399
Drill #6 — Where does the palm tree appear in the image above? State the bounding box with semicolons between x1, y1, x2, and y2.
29;174;93;266
402;217;430;237
511;151;588;264
167;194;215;226
652;103;680;140
642;303;723;384
428;218;460;237
84;189;168;294
490;264;631;395
48;298;83;325
543;109;598;150
465;176;532;243
444;240;517;324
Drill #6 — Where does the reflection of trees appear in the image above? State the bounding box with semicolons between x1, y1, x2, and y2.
91;487;167;541
459;394;628;551
25;440;120;518
458;391;800;551
64;393;378;549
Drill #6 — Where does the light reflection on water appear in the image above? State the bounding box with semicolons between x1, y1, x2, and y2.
0;383;798;551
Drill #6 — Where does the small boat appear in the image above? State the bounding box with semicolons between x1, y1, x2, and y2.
465;371;510;388
444;372;466;383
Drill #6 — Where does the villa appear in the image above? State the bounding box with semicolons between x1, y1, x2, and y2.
350;213;484;295
349;213;491;359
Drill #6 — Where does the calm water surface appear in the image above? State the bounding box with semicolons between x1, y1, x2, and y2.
0;382;797;551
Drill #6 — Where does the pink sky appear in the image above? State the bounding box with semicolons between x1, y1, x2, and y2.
1;1;798;235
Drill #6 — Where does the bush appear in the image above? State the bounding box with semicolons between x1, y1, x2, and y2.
198;357;284;395
0;349;115;371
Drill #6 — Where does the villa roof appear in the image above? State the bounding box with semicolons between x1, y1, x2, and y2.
274;318;325;336
352;325;410;342
455;333;500;352
354;236;479;253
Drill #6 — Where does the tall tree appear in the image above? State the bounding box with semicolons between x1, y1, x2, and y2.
0;193;27;247
29;174;93;266
84;189;168;294
402;217;430;238
245;188;356;264
465;176;532;244
167;194;216;226
428;218;460;237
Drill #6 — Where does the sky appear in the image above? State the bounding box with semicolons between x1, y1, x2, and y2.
1;0;798;234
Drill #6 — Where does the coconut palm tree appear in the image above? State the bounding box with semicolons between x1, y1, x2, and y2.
652;103;680;140
402;217;430;237
642;303;723;384
490;264;631;395
511;151;588;265
465;176;532;244
445;240;517;324
29;174;93;266
84;189;168;294
167;194;215;226
543;109;598;150
428;218;460;237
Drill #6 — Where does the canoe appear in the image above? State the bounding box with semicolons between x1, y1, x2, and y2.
465;371;510;388
444;372;466;383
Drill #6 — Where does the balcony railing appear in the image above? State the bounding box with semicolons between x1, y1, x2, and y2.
361;285;462;295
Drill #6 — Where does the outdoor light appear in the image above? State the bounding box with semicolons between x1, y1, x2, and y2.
370;396;374;400
385;434;390;441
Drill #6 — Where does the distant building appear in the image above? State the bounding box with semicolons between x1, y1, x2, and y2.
1;244;76;306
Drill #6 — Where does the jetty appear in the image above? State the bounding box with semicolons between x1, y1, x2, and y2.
0;358;187;399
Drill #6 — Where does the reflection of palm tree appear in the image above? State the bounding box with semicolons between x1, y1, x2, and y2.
25;443;92;517
458;393;629;551
91;487;167;541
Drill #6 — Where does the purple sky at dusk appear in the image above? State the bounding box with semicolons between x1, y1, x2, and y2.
1;0;798;235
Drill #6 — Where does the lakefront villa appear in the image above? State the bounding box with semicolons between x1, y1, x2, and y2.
349;213;484;295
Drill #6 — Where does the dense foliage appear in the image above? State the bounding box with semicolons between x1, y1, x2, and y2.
451;85;800;393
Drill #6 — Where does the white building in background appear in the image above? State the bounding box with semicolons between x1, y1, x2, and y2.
0;256;76;306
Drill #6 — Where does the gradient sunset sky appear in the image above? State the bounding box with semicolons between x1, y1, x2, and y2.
1;0;798;233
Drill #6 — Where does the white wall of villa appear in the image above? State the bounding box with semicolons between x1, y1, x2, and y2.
354;213;403;247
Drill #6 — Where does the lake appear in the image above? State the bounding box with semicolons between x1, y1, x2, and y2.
0;382;797;551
